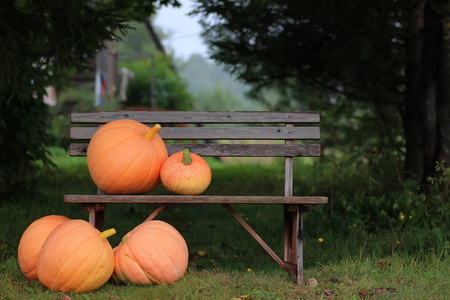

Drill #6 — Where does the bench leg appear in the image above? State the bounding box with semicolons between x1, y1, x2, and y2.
81;204;105;231
284;204;303;284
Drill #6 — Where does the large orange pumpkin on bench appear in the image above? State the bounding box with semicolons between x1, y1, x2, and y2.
87;119;168;194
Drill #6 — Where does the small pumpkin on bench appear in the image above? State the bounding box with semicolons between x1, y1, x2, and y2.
160;148;212;195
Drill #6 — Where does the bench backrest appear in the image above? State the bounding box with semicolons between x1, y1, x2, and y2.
69;111;321;196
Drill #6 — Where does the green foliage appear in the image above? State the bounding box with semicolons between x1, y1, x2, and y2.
96;0;181;21
192;0;406;104
0;0;180;192
114;20;192;111
180;54;265;111
300;153;449;241
0;95;54;197
428;161;450;192
121;55;192;110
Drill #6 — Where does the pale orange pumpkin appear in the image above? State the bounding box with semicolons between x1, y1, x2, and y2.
113;220;189;285
37;219;116;293
18;215;71;280
160;148;212;195
87;119;168;194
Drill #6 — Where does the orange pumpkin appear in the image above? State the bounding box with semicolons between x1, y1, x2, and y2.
18;215;71;280
37;220;116;293
113;220;189;285
160;148;211;195
87;119;168;194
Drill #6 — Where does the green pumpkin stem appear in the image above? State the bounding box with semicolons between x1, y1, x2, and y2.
144;124;162;140
182;148;193;165
99;228;116;240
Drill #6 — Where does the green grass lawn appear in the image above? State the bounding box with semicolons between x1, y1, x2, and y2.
0;148;449;299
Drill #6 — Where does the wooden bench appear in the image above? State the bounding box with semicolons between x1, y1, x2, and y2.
64;111;328;284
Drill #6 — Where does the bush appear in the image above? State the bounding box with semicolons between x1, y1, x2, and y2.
0;94;54;197
122;54;193;111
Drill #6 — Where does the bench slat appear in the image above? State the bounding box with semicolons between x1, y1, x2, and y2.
69;143;321;157
71;111;320;124
70;126;320;140
64;195;328;204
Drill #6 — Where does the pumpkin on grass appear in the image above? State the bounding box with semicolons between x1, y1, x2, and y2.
37;220;116;293
160;148;212;195
18;215;71;280
87;119;168;194
113;220;189;285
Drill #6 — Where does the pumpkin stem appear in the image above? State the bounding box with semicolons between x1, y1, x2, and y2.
144;124;162;140
99;228;116;240
182;148;193;165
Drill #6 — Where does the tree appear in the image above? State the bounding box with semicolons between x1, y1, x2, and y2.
114;20;192;111
191;0;450;184
0;0;180;194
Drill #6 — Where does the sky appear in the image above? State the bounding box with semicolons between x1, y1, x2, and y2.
154;0;208;60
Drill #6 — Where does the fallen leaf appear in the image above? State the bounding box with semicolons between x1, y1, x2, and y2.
230;296;248;300
370;287;397;296
358;289;368;296
328;277;339;284
323;289;334;296
377;259;384;269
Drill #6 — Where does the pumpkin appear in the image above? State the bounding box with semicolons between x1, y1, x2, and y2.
87;119;168;194
113;220;189;285
36;219;116;293
160;148;211;195
18;215;71;280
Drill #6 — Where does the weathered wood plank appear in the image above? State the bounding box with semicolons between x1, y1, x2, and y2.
70;126;320;140
71;111;320;124
69;143;321;157
64;195;329;204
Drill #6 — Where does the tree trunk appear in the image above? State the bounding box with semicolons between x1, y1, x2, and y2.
403;2;426;181
438;4;450;170
403;1;450;184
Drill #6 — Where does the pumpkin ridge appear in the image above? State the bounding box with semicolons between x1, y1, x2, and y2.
89;128;139;156
88;134;139;181
136;238;183;281
139;137;168;191
138;264;161;284
121;251;153;284
74;244;113;292
132;134;167;193
96;136;151;193
151;226;187;253
50;231;99;291
133;144;159;193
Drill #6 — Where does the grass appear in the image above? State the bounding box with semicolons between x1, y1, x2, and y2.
0;148;449;299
